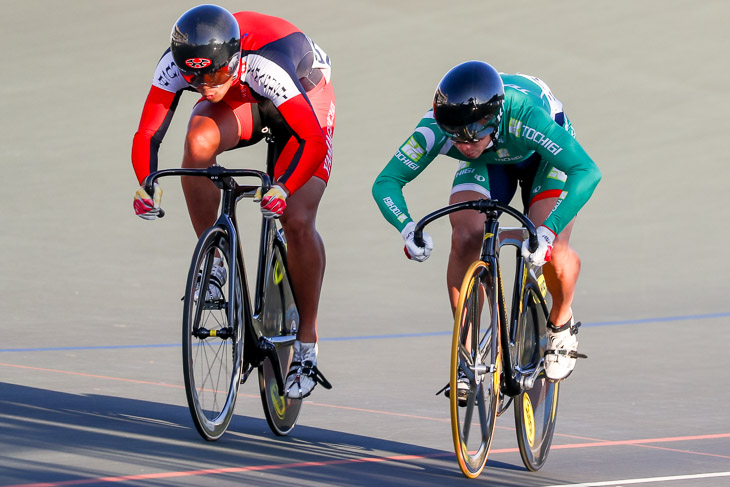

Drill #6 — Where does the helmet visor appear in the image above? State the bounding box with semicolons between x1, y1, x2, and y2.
180;53;239;88
441;117;498;143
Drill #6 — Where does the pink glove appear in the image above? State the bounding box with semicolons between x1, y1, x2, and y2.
133;183;162;220
255;184;288;219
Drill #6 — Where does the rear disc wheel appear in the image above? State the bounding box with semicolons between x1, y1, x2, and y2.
257;238;302;435
513;281;559;470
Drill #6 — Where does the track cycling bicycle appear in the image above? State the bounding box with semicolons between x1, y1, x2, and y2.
415;199;559;478
142;128;306;440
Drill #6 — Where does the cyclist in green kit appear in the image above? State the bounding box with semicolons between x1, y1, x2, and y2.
372;61;601;388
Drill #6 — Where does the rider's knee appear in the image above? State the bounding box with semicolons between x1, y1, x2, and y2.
549;242;581;272
184;130;218;164
450;224;483;254
280;213;314;242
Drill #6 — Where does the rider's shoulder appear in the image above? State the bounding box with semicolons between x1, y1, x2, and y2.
410;109;449;151
150;49;190;93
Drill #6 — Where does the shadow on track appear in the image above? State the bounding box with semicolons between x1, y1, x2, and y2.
0;382;569;487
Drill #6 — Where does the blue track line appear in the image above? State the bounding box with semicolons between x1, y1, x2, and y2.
1;312;728;353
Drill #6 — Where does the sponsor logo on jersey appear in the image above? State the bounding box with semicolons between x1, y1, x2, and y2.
457;160;470;170
250;67;289;100
323;101;336;176
494;148;525;162
395;150;420;171
509;118;523;137
509;118;563;156
551;191;568;212
524;126;563;155
383;196;406;221
456;167;475;178
504;83;530;95
400;136;425;162
185;58;212;69
157;61;179;87
547;167;567;182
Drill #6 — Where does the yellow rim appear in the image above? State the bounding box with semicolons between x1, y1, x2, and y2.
450;260;496;478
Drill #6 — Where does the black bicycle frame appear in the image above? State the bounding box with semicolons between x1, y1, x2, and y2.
141;136;293;390
414;199;540;397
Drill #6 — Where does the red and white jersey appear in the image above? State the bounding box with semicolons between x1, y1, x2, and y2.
132;12;331;194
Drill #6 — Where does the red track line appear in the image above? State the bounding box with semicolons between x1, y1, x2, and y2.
550;433;730;449
0;363;730;458
630;442;730;460
4;434;730;487
2;362;729;448
0;363;186;389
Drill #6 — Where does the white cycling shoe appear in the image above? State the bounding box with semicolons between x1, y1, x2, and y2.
194;261;227;302
285;341;332;399
545;313;585;381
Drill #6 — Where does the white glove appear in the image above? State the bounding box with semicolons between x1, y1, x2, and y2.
522;225;555;266
254;184;288;219
133;183;162;220
401;221;433;262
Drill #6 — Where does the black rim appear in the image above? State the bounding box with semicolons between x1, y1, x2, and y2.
182;228;243;441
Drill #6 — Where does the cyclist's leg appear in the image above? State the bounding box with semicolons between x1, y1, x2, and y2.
180;99;258;237
447;189;485;312
276;74;334;344
527;164;580;328
279;176;327;344
446;161;513;313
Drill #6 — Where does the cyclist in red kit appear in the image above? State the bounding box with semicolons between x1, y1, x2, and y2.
131;4;335;399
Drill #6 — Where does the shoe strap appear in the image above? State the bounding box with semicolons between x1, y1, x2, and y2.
548;319;582;335
286;361;333;390
545;349;588;359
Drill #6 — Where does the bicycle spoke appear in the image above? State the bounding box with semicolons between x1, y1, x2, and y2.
183;227;242;441
450;261;499;478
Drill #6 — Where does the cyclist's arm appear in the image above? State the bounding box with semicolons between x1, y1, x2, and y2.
521;108;601;235
274;95;328;194
131;50;190;184
372;120;441;232
244;50;328;195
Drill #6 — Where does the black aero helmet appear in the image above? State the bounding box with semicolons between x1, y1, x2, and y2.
170;4;241;87
433;61;505;143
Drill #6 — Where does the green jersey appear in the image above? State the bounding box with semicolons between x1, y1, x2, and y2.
372;73;601;236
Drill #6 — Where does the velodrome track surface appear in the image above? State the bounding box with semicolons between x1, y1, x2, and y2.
2;1;729;485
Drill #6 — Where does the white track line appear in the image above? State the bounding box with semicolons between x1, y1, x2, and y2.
544;471;730;486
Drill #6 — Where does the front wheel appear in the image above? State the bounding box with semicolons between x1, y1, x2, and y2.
182;226;243;441
513;273;559;470
450;261;500;479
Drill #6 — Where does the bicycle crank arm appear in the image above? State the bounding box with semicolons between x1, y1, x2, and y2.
258;337;287;392
268;336;297;346
517;358;545;391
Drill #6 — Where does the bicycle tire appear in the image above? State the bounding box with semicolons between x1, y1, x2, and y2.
450;260;500;479
513;270;559;470
257;235;302;436
182;226;244;441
